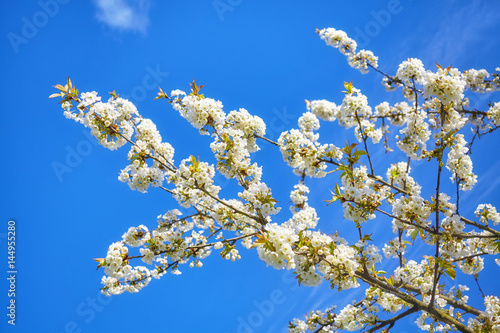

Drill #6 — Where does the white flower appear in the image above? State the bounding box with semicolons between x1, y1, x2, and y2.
278;129;330;177
318;28;357;55
257;223;298;270
463;68;490;92
446;134;476;191
396;58;425;84
122;225;151;247
238;182;280;216
306;99;339;121
488;102;500;126
79;91;101;108
348;49;378;73
171;93;225;133
423;67;466;105
298;112;320;141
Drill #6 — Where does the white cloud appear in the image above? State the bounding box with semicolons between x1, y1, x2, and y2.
93;0;151;33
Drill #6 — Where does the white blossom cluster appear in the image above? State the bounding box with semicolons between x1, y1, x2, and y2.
347;49;378;74
278;111;342;177
320;84;385;145
122;225;151;247
289;183;309;209
288;306;337;333
290;286;413;332
386;162;421;195
422;67;466;106
391;195;431;231
339;88;372;128
394;260;427;287
64;93;139;150
395;107;430;160
475;204;500;226
226;108;266;152
445;133;477;190
440;215;467;258
169;88;281;225
369;288;405;314
238;181;281;216
305;99;339;122
278;129;326;177
463;68;491;92
284;183;319;231
334;304;366;330
415;306;457;332
356;240;382;267
395;58;426;85
99;209;227;295
99;242;154;295
53;25;500;333
317;28;357;55
382;237;405;259
488;101;500;126
375;101;407;126
118;119;175;193
340;166;388;223
170;89;225;133
314;242;360;291
317;27;378;73
171;90;269;193
285;206;318;231
468;296;500;332
257;223;298;270
62;91;176;193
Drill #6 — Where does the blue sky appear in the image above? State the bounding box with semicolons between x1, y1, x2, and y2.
1;1;500;332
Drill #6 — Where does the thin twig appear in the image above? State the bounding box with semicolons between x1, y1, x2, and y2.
430;147;444;307
367;307;418;333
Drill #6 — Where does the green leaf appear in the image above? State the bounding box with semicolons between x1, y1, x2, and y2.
154;86;170;100
410;229;418;241
334;183;341;195
94;258;106;270
325;193;338;206
445;267;456;280
343;81;353;94
445;65;451;76
48;92;64;99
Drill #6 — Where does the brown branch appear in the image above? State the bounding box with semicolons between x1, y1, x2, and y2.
367;307;418;333
430;149;444;307
195;185;264;224
400;284;482;317
451;252;489;263
254;134;279;146
474;275;486;298
355;270;474;333
460;217;500;237
375;208;437;235
354;111;374;175
126;232;258;260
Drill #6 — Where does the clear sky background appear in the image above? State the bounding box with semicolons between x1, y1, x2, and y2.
1;1;500;332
